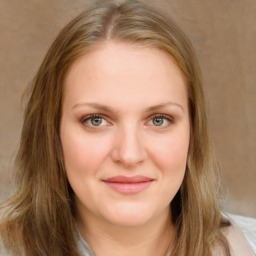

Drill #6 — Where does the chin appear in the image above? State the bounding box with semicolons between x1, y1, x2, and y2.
101;202;163;227
106;214;152;227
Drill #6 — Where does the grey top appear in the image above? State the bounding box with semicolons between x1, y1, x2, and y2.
75;216;256;256
76;229;96;256
1;215;255;256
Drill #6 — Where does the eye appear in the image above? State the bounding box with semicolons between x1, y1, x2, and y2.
81;114;109;127
148;114;173;127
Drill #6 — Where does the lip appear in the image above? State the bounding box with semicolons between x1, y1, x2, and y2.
102;175;154;194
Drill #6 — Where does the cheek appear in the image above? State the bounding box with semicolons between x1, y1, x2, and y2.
61;125;111;178
155;135;189;200
149;130;189;172
147;127;190;199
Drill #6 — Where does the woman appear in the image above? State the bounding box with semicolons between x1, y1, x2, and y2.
0;1;254;255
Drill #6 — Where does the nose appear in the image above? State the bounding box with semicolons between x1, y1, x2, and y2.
111;124;147;168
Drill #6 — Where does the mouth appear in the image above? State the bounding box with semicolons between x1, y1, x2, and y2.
102;175;154;194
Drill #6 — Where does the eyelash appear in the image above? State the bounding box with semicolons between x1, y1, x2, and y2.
80;113;174;128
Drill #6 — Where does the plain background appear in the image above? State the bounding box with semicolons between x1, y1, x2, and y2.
0;0;255;218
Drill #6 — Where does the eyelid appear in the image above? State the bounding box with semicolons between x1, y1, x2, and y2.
152;113;173;120
149;113;173;121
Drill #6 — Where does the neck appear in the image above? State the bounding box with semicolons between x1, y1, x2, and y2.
76;208;175;256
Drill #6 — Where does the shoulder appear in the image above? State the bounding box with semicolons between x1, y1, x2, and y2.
222;214;255;256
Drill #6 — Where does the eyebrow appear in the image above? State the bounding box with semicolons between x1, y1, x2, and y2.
145;102;184;112
72;101;184;112
72;102;116;112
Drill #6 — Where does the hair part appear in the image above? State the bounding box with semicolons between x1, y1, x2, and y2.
0;1;230;255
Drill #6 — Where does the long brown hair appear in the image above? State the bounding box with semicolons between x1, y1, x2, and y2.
0;1;230;255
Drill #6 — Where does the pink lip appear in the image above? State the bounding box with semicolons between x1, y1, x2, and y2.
102;175;154;194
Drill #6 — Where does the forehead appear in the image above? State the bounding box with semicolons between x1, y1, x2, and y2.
63;41;188;110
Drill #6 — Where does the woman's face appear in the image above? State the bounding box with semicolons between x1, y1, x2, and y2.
61;41;190;227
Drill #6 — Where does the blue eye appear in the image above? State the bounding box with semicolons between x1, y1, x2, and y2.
90;116;103;126
82;114;108;127
149;114;173;127
152;116;164;126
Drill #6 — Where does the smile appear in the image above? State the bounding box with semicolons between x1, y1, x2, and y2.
102;175;154;194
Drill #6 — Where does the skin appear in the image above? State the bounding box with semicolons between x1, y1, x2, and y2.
61;41;190;256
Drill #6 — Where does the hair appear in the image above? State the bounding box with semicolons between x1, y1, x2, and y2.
0;1;231;255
